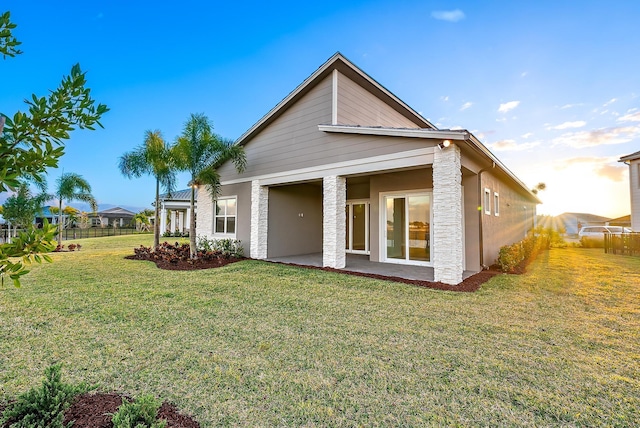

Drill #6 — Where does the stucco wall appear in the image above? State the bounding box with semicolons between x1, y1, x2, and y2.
196;182;252;254
480;172;537;266
267;183;323;258
630;159;640;231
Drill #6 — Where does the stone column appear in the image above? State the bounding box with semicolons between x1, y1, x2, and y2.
160;206;168;235
251;180;269;259
432;143;464;285
323;175;346;268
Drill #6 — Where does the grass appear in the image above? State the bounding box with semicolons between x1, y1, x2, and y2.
1;235;639;426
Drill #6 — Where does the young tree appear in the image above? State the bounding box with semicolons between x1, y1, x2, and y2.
2;182;48;231
53;173;97;247
0;11;108;286
119;130;176;250
173;113;246;258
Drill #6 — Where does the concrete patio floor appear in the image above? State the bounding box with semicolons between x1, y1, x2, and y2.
267;253;475;282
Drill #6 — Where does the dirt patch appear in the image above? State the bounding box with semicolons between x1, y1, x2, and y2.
1;392;199;428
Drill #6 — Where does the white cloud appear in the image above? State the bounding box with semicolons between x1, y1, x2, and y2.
618;111;640;122
440;96;449;102
491;139;540;151
521;71;528;77
460;102;472;111
548;121;587;130
603;98;617;107
561;103;583;109
552;124;640;148
431;9;465;22
498;101;520;113
521;132;533;139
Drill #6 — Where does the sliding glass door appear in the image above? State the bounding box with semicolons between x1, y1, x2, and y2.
383;192;431;265
345;201;369;254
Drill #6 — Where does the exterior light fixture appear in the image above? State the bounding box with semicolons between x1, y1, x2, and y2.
438;140;451;150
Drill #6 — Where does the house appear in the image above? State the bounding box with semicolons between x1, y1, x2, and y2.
92;207;135;227
619;151;640;231
196;53;540;285
554;212;612;235
156;189;196;235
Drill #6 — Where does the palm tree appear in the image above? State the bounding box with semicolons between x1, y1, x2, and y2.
118;130;176;250
174;113;246;258
53;172;97;246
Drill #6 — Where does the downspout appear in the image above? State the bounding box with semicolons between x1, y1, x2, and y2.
477;162;495;269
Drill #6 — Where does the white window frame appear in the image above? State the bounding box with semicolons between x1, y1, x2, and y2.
484;188;491;215
379;189;433;267
213;196;237;237
494;192;500;216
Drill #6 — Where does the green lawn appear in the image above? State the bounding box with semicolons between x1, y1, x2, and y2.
1;235;639;427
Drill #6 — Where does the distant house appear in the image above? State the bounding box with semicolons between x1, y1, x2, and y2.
555;212;612;235
156;189;196;235
196;53;540;285
619;151;640;231
92;207;135;227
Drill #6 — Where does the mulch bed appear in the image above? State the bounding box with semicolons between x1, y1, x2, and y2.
126;247;501;292
1;393;200;428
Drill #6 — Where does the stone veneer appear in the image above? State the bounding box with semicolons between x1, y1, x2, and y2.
322;175;346;268
250;180;269;259
432;144;464;285
195;187;212;238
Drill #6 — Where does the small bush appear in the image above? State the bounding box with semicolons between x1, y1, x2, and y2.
0;364;92;428
497;227;562;273
111;394;167;428
197;236;244;258
580;237;604;248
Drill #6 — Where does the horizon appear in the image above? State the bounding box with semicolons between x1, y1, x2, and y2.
1;1;638;219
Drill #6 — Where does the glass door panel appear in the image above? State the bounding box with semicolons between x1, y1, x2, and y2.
345;206;350;249
386;197;406;260
352;203;366;251
408;195;430;262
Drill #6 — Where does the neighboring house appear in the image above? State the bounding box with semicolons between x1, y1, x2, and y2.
35;206;58;227
619;151;640;231
92;207;136;227
555;212;612;235
196;53;540;285
157;189;196;235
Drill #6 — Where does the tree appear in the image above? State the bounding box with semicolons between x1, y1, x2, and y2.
173;113;246;258
49;206;80;229
53;173;97;247
0;11;107;286
2;182;48;230
531;182;547;195
119;130;176;250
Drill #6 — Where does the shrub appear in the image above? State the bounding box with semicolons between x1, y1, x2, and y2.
111;394;166;428
0;364;92;428
496;227;561;273
580;237;604;248
197;236;244;258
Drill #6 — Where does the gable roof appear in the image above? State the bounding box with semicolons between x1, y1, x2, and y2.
97;207;135;216
619;150;640;162
158;188;196;202
234;52;436;148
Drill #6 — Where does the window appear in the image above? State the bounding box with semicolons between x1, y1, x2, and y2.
214;197;237;235
484;188;491;215
494;192;500;216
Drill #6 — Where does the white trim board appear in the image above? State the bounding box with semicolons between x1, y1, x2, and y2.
221;147;436;186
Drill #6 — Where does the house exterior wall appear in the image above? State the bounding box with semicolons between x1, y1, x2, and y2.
336;71;421;128
218;77;431;184
480;172;537;266
630;159;640;231
196;182;252;253
267;183;323;258
462;173;481;272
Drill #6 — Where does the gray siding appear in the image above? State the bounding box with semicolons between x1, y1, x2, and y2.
337;71;422;128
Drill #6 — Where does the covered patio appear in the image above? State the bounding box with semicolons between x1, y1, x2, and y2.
267;253;476;282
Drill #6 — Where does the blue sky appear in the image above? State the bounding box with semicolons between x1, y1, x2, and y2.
2;1;639;218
